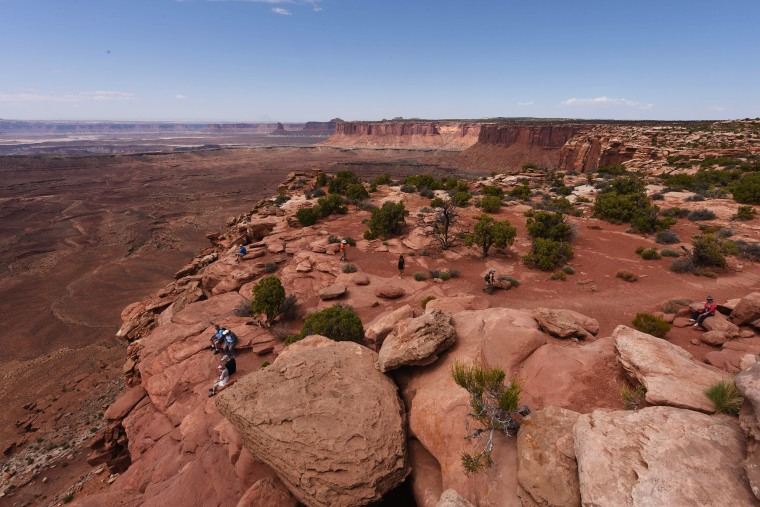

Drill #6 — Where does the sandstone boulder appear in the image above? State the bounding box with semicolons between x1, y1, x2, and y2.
701;330;728;346
424;294;489;315
517;407;581;507
375;284;407;299
613;325;727;412
436;490;475;507
237;477;299;507
377;310;457;372
216;336;409;507
365;305;414;347
531;308;598;339
573;406;756;506
732;293;760;326
319;283;347;300
353;273;370;285
702;312;740;336
736;363;760;500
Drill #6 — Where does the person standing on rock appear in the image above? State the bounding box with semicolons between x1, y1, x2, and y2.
339;239;348;261
691;295;717;328
397;254;405;277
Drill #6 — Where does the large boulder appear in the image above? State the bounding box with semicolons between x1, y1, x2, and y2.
702;312;741;336
436;490;475;507
732;293;760;326
365;305;414;348
517;407;581;507
377;310;457;372
424;294;489;315
319;283;347;300
216;336;409;507
375;284;407;299
613;325;728;413
736;363;760;501
573;406;756;506
531;308;598;339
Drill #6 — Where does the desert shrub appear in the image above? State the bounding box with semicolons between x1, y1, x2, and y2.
344;236;356;247
597;164;628;176
687;209;717;221
449;268;460;278
620;384;646;410
632;312;671;338
523;238;573;271
705;379;743;415
342;263;357;273
732;172;760;204
251;276;286;322
413;272;427;281
661;207;689;218
263;261;278;273
616;270;638;282
465;215;516;257
480;195;502;213
327;235;340;244
686;193;706;202
550;270;567;281
651;192;664;201
273;193;290;206
482;185;504;197
522;162;539;170
661;298;693;314
562;265;575;275
733;205;757;221
419;187;435;198
452;191;472;207
593;177;669;233
365;201;408;239
314;171;329;187
328;170;360;195
405;174;442;190
509;185;532;200
288;305;364;344
660;249;681;257
296;207;320;226
317;194;348;217
312;188;326;198
373;173;393;186
656;230;681;244
670;256;697;273
430;197;445;208
400;184;416;193
526;211;574;242
431;270;451;281
735;240;760;261
639;248;661;260
278;295;298;321
234;300;253;317
345;183;369;201
451;362;529;474
499;275;520;287
421;295;437;309
692;234;726;268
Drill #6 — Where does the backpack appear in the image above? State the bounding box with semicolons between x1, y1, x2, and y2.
226;358;237;376
484;273;491;282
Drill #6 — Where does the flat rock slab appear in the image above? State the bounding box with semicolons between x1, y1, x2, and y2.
319;283;347;300
376;310;457;372
573;406;756;507
374;284;407;299
531;308;598;339
365;305;414;346
216;336;409;507
613;325;727;413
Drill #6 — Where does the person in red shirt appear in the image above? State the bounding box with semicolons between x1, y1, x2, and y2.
691;296;716;328
339;239;348;261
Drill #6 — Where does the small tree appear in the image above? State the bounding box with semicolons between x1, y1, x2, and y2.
480;195;502;213
345;183;369;201
526;211;573;242
365;201;408;240
296;207;320;226
251;276;286;323
425;197;463;249
328;170;360;195
452;361;530;474
465;215;516;257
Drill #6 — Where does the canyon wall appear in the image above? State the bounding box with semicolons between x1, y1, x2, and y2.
0;120;336;135
322;121;482;150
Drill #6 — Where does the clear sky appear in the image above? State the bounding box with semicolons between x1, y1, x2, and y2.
1;0;758;122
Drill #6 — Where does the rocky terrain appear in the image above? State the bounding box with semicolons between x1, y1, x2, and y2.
2;118;760;506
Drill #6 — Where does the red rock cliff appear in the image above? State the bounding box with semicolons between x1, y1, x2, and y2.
323;121;482;150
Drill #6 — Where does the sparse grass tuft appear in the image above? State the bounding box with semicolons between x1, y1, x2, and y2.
413;272;427;281
661;298;693;314
621;384;647;410
616;270;638;282
632;312;671;338
342;263;357;273
705;379;743;415
421;295;437;309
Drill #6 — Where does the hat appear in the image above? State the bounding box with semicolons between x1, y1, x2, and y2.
221;355;230;362
222;329;230;335
707;296;713;301
341;239;347;244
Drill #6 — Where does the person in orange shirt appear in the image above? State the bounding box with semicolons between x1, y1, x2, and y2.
339;239;348;261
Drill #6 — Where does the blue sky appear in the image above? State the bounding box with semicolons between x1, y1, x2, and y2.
1;0;758;122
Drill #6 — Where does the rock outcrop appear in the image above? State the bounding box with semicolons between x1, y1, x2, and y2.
531;308;599;339
216;335;409;507
376;310;457;372
573;406;756;506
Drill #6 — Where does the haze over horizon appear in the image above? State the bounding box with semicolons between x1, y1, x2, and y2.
1;0;759;123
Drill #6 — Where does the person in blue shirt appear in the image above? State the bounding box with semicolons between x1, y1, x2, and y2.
236;245;247;262
209;324;227;354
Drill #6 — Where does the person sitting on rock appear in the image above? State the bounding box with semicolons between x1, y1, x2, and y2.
220;328;238;356
691;295;717;328
236;244;247;262
210;324;228;354
209;355;236;397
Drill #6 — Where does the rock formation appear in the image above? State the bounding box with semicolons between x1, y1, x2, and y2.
376;310;457;372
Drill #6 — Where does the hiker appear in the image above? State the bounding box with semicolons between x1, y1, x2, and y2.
339;239;348;261
483;269;496;291
209;355;237;397
691;295;717;328
209;324;228;354
220;328;238;356
236;244;247;262
398;254;405;277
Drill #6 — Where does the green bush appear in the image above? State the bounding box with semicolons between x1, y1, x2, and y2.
661;249;681;257
687;209;717;221
296;207;320;226
661;207;689;218
692;234;726;268
482;185;504;197
345;183;369;201
419;187;435;198
523;238;573;271
705;379;743;415
452;191;472;207
526;211;573;242
562;265;575;275
465;215;516;257
593;176;669;233
597;164;628;176
404;174;443;190
632;312;672;338
480;195;502;213
372;173;393;186
733;205;757;221
509;185;532;200
400;184;416;193
421;295;437;309
430;197;445;208
732;172;760;204
314;171;328;187
288;305;365;344
317;194;348;217
251;276;286;322
365;201;407;239
414;272;427;281
639;248;661;260
499;275;520;287
656;230;681;244
342;263;357;273
328;170;359;194
616;270;638;282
